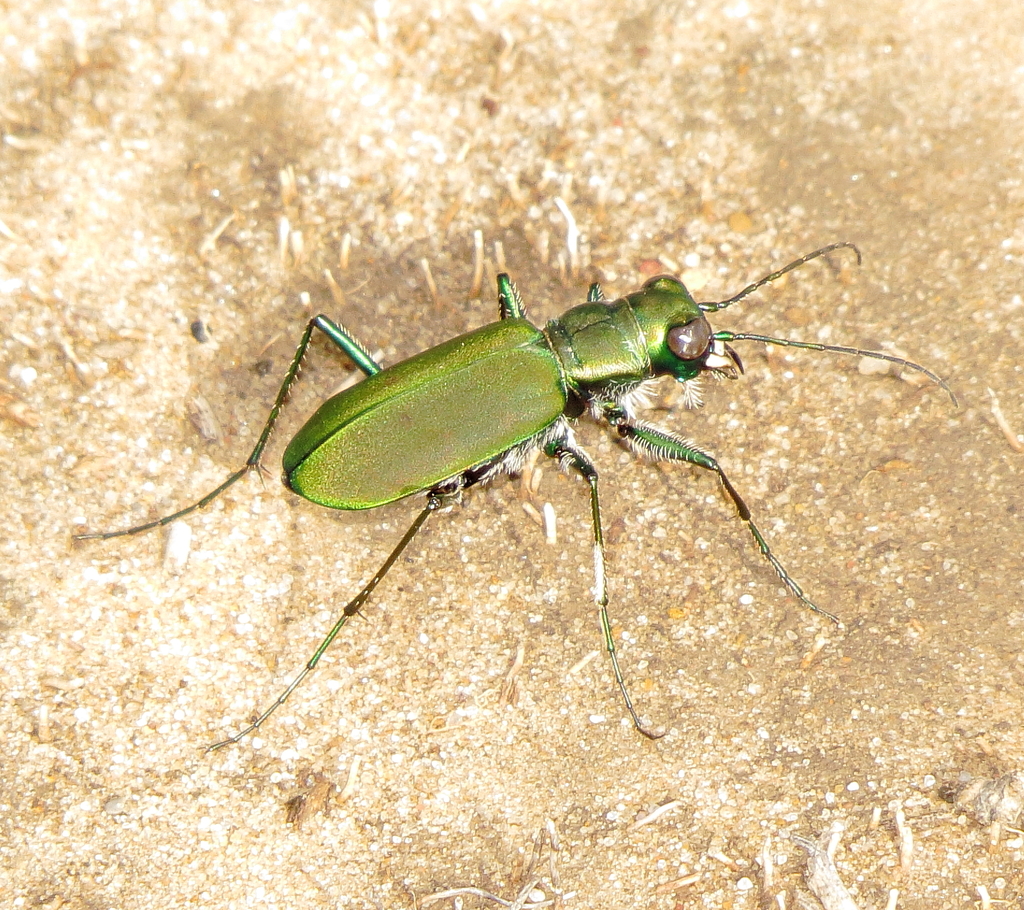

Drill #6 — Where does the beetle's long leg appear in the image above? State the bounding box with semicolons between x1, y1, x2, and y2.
605;410;840;625
714;330;958;406
207;495;442;751
76;315;382;541
544;435;664;740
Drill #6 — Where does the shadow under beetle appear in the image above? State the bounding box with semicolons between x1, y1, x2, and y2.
77;242;957;748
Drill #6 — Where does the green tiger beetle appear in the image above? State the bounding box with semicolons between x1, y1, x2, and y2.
76;242;957;748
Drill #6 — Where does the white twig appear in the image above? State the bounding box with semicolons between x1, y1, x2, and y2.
628;799;683;831
470;229;485;298
977;885;991;910
792;825;861;910
553;197;579;278
987;388;1024;452
894;802;914;875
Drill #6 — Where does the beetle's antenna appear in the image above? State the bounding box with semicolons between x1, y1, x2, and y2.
699;242;861;313
714;330;958;406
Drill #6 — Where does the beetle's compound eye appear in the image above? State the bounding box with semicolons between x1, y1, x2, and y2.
667;316;712;361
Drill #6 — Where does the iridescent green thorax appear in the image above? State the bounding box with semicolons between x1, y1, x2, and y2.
543;297;648;391
545;275;711;393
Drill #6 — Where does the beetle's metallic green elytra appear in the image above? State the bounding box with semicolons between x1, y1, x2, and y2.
77;243;956;749
283;319;565;510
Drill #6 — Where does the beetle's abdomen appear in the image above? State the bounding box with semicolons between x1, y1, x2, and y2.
283;320;567;510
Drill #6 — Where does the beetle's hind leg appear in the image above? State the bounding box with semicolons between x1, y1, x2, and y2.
543;428;665;740
206;492;445;750
76;314;383;541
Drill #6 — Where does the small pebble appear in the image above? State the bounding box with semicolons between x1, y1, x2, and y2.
728;211;754;233
104;797;128;816
164;521;192;575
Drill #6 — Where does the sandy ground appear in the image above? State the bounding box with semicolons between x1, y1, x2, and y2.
2;1;1023;908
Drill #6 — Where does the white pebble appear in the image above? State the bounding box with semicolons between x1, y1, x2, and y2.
163;521;192;575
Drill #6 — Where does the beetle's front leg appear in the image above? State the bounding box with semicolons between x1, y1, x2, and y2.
544;428;664;740
601;406;839;625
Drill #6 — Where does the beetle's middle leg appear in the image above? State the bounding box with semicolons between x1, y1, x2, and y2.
77;314;383;541
544;432;664;740
494;273;606;321
496;274;527;319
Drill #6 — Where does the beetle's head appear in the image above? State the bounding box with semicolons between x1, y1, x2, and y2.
629;275;744;383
